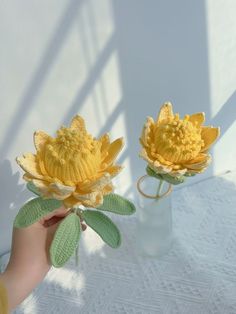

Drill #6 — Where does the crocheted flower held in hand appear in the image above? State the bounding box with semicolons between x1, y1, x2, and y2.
140;102;220;177
16;115;124;208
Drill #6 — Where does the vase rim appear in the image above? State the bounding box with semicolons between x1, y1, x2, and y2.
137;175;172;199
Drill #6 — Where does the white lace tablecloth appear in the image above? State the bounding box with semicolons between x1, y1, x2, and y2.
4;171;236;313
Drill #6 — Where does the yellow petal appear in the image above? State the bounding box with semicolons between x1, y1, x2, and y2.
34;130;51;152
78;173;112;192
184;154;211;170
140;117;154;147
37;151;49;177
185;153;209;164
23;173;34;181
139;148;171;174
83;196;103;207
155;153;173;166
201;126;220;151
99;134;110;151
103;137;124;166
73;190;103;207
16;153;44;180
32;180;75;200
102;183;114;195
186;168;206;175
49;182;75;198
106;165;123;177
31;179;59;199
70;115;85;130
140;148;187;176
99;134;110;159
156;102;174;123
32;179;50;193
63;195;81;208
189;112;205;126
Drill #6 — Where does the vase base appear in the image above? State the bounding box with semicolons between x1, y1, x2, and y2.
139;241;173;258
135;229;173;258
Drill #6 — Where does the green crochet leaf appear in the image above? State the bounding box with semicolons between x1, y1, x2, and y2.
146;165;163;180
26;182;41;196
14;197;63;228
50;213;81;268
82;210;121;248
161;173;185;185
146;165;185;185
98;193;136;215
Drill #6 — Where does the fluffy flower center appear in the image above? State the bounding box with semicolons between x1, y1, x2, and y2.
154;114;204;163
43;127;101;184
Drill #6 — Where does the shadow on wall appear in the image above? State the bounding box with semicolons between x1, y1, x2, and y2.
111;0;212;183
61;34;116;129
0;0;84;159
0;0;222;188
0;160;30;255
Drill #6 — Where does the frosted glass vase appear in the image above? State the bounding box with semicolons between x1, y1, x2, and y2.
136;175;173;257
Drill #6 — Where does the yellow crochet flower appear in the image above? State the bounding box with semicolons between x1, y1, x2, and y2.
140;102;220;177
16;115;124;208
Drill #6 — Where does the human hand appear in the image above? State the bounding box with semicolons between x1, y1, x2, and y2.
0;206;87;310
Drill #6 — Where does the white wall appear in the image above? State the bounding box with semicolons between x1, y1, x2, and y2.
0;0;236;255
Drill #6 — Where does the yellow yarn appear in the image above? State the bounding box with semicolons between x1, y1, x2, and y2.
16;115;124;208
140;102;220;177
44;127;101;183
154;113;204;163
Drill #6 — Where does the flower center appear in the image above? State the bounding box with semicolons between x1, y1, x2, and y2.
154;114;204;163
43;127;101;184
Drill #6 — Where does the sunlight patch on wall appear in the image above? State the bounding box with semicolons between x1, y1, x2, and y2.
206;0;236;174
80;50;122;136
212;123;236;174
3;0;116;160
0;0;74;156
206;0;236;115
79;0;114;68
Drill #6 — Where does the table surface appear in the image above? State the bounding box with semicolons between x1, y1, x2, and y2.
4;171;236;314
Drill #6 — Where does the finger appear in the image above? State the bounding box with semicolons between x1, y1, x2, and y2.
46;206;70;219
43;216;65;227
81;223;87;231
40;206;70;224
43;209;72;227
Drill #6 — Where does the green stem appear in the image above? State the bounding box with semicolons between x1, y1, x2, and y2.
156;179;164;197
73;207;81;266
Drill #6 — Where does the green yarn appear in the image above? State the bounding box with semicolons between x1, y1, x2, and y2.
14;197;63;228
161;173;185;185
146;165;185;185
146;165;164;180
98;193;136;215
50;212;81;268
82;210;121;248
26;182;41;196
14;184;136;268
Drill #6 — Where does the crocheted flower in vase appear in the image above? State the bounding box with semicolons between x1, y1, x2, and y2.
14;115;136;267
140;102;220;184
